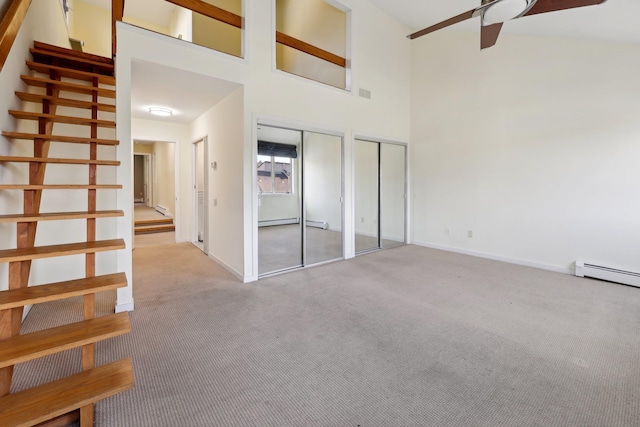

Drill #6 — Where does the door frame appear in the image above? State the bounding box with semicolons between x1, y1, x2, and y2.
352;136;409;254
192;136;209;254
254;118;345;278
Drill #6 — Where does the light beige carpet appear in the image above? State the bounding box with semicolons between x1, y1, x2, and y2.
12;244;640;426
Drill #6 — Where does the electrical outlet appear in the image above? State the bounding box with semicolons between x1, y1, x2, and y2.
468;230;473;238
361;217;365;223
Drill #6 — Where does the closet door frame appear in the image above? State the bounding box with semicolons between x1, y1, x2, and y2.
254;119;345;278
353;137;408;254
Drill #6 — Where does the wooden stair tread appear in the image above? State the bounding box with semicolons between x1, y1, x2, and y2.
135;225;175;235
0;239;125;263
0;358;133;427
0;272;127;310
33;42;113;65
9;111;115;128
0;156;120;166
16;92;116;113
0;184;122;190
21;75;116;98
30;46;114;77
1;131;119;145
0;210;124;223
134;218;173;226
26;61;116;85
0;313;131;368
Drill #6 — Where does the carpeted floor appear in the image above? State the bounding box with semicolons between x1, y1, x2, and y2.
12;243;640;426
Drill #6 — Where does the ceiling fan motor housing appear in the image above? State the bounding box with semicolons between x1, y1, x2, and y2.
482;0;535;24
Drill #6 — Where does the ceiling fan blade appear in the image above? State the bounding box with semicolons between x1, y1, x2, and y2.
408;9;476;40
481;22;503;49
523;0;607;16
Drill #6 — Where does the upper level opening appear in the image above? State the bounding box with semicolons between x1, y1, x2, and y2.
275;0;349;90
67;0;244;59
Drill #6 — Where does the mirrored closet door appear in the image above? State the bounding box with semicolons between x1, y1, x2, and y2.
257;125;343;276
354;139;406;254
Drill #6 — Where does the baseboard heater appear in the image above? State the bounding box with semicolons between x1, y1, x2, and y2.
259;218;300;227
575;261;640;288
155;205;170;216
306;220;328;230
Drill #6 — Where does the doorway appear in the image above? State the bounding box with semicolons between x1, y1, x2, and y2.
133;153;150;204
354;139;407;253
193;137;208;253
257;124;343;276
133;141;177;245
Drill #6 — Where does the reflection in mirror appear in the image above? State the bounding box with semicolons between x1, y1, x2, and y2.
380;143;406;248
304;132;343;265
257;126;302;275
121;0;243;58
354;139;379;253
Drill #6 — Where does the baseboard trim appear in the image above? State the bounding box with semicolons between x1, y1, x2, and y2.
207;253;245;282
115;300;135;313
412;241;573;275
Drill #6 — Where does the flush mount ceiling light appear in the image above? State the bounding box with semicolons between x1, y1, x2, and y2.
148;107;173;117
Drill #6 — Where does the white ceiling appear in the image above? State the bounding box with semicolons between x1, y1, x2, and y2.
82;0;640;44
131;60;240;123
89;0;638;125
368;0;640;44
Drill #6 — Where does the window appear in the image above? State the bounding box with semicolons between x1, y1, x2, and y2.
257;156;293;194
275;0;349;89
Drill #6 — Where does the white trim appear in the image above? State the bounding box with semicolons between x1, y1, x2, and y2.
118;21;248;65
412;241;573;275
270;0;352;93
208;253;245;282
192;136;209;254
253;116;348;278
115;299;135;313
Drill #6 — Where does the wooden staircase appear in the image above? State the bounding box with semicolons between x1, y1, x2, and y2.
0;42;133;426
134;217;175;235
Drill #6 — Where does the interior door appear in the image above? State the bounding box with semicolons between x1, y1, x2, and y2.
193;138;208;253
354;139;380;253
354;139;406;253
380;143;406;248
303;131;343;265
257;125;303;275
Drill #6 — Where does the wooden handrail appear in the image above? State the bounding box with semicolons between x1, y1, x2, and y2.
0;0;32;71
165;0;242;28
110;0;346;68
276;31;346;68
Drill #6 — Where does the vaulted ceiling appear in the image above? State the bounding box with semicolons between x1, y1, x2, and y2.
369;0;640;44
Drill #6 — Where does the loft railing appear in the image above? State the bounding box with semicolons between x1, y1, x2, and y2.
110;0;346;70
0;0;32;72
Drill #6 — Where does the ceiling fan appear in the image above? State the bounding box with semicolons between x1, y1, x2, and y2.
407;0;608;49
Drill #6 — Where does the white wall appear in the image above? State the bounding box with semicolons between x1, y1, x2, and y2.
131;118;189;239
411;31;640;273
0;0;116;293
68;0;111;57
190;87;245;276
276;0;347;88
259;194;300;222
304;132;342;232
169;7;192;42
153;141;176;216
116;0;411;282
380;142;405;242
353;139;378;237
